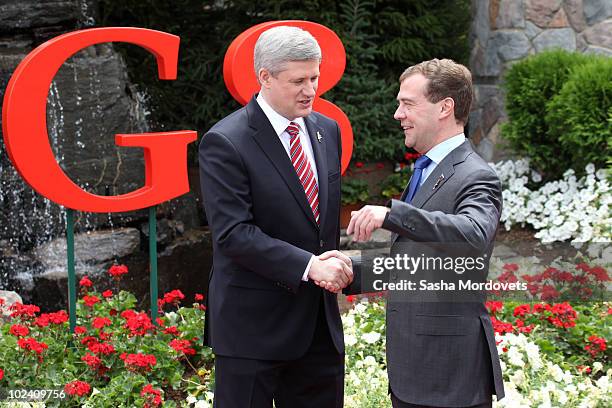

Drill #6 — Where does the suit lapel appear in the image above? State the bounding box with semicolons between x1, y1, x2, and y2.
411;161;455;208
304;115;328;229
411;140;472;208
246;97;319;228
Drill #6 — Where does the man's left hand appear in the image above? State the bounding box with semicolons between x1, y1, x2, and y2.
346;205;390;242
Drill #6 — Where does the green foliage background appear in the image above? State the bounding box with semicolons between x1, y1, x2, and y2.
502;50;611;180
98;0;471;163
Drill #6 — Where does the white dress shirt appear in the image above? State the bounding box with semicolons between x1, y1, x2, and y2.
256;93;318;281
420;133;466;186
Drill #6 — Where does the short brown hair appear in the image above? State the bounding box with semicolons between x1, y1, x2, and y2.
399;59;473;125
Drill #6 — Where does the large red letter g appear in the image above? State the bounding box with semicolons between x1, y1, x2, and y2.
2;28;197;212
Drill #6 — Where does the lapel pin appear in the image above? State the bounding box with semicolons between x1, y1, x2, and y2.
316;131;323;143
433;174;445;190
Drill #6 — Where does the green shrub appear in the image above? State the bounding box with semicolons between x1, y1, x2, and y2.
501;50;595;179
379;168;411;199
99;0;471;164
546;58;612;172
341;179;369;205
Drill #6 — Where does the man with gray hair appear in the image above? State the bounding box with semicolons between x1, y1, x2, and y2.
199;25;352;407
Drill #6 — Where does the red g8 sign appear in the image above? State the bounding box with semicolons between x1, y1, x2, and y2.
2;23;352;213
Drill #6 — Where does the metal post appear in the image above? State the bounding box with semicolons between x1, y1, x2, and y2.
149;206;158;323
66;208;76;333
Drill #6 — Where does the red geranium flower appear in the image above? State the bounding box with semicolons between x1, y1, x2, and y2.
585;335;607;357
74;326;87;335
513;304;531;317
123;311;155;337
355;161;364;168
121;353;157;372
92;317;112;329
588;266;609;282
82;353;102;368
195;293;204;302
64;380;91;397
485;301;503;314
82;295;100;308
18;337;48;361
169;339;196;356
0;368;4;381
490;316;514;335
88;342;115;356
47;311;69;325
346;295;356;303
163;326;180;336
102;290;113;298
9;324;29;337
163;289;185;305
79;276;93;288
141;384;163;408
108;264;128;279
9;302;40;318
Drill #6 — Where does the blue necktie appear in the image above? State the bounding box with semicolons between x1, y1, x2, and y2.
404;155;432;203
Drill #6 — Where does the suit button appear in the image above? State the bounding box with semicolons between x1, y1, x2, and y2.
409;226;415;231
320;240;325;248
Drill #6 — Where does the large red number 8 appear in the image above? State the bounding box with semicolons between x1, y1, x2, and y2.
223;21;353;174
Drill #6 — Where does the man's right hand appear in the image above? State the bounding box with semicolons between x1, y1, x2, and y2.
308;250;353;293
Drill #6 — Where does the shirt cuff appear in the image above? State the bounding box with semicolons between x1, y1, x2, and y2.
303;255;315;281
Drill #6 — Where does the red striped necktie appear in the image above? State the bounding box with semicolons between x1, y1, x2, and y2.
286;122;320;225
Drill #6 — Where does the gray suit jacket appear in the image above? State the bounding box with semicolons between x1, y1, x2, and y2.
381;140;505;406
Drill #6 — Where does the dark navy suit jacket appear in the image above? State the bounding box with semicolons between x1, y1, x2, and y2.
198;96;344;360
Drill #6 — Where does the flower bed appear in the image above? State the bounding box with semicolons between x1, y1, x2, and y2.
0;265;214;407
342;297;611;407
490;159;610;245
1;261;609;407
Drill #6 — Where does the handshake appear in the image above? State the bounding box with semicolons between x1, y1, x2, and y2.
307;250;353;293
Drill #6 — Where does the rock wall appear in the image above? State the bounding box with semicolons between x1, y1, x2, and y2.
0;0;209;310
469;0;612;161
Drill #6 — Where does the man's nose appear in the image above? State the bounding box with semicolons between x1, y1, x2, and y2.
393;107;403;120
304;81;316;97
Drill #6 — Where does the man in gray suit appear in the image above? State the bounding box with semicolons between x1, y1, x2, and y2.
345;59;505;408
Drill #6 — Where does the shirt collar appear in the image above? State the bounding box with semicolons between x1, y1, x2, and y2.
256;93;307;136
425;133;466;165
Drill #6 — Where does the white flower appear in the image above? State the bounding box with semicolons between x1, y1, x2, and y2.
586;163;595;174
362;331;381;344
507;347;524;367
593;362;603;373
345;334;357;346
187;395;197;404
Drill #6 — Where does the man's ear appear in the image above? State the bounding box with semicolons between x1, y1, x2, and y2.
439;97;455;120
258;69;272;88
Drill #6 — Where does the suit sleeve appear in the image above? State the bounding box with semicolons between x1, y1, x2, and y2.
199;131;312;293
382;168;502;250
